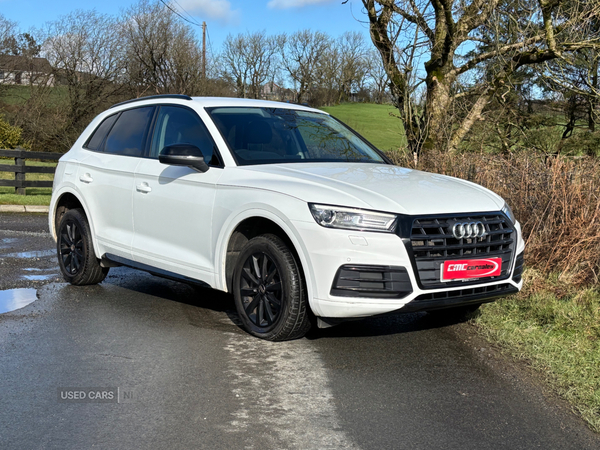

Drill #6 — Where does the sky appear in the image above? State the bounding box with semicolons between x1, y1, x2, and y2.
1;0;372;56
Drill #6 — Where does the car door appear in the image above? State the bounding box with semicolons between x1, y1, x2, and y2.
76;106;154;260
131;105;224;285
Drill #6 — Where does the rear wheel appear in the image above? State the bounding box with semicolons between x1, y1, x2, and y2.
57;208;108;285
232;234;311;341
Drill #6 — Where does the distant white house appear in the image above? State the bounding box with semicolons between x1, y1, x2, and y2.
0;55;55;87
261;82;294;102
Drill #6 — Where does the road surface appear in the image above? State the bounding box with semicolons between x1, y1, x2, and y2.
0;213;598;449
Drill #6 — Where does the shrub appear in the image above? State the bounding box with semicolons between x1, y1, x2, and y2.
0;115;24;149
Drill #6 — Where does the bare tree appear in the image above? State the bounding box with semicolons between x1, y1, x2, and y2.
280;30;331;104
41;10;127;149
335;32;368;103
123;0;204;96
0;14;18;55
360;0;600;155
221;31;281;99
365;49;389;103
221;34;250;98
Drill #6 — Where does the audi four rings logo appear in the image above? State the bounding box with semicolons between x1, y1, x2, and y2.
452;221;486;239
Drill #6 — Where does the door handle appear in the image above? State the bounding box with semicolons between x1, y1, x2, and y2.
79;173;93;183
136;182;152;194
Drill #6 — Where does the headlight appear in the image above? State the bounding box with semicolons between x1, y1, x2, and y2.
309;204;398;233
502;202;516;224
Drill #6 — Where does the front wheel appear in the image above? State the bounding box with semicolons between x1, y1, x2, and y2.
232;234;311;341
57;208;109;285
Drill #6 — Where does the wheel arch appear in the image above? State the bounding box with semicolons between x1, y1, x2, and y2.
219;211;315;312
50;189;101;258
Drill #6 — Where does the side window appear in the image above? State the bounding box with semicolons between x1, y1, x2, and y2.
84;113;118;151
104;107;154;157
150;106;216;164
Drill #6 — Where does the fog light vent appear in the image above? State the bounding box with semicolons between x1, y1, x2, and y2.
330;265;413;299
512;252;524;283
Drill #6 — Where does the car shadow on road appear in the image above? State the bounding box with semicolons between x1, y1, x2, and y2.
103;268;477;340
105;268;236;313
306;310;479;340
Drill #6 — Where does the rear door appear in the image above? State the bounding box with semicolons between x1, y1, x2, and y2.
77;106;154;260
131;105;224;284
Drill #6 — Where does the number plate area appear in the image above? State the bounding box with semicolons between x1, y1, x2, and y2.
441;258;502;281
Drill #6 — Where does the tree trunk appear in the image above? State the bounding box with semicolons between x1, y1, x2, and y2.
423;74;452;151
447;92;491;154
589;54;598;132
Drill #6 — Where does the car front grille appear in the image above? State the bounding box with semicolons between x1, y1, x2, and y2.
403;213;515;289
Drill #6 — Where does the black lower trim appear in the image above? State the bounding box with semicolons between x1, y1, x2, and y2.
512;252;524;283
399;283;518;313
330;264;413;299
104;253;211;288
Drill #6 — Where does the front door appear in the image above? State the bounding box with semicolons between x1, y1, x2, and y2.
131;105;224;285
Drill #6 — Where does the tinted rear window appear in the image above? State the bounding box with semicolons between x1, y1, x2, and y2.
84;113;118;151
104;107;154;157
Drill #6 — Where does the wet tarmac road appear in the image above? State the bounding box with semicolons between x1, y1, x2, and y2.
1;213;599;449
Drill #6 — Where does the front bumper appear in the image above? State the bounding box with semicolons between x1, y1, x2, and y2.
293;219;525;318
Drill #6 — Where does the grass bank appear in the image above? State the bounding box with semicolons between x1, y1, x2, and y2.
474;270;600;432
321;103;406;151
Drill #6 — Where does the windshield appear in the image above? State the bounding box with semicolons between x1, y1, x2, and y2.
206;107;386;165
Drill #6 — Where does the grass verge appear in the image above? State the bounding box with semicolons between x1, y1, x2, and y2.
321;103;406;151
474;269;600;432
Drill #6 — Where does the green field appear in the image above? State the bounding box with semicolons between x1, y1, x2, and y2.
321;103;407;151
0;85;68;106
0;160;55;205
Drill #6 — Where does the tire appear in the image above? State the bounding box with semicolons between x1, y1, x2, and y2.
56;208;109;285
232;234;311;341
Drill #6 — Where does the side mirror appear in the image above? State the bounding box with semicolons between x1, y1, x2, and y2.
159;144;209;173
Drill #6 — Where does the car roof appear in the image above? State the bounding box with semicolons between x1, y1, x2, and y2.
109;95;327;116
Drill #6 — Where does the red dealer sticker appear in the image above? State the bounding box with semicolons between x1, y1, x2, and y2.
441;258;502;281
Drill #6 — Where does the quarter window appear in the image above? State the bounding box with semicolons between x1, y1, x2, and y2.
150;106;216;163
84;113;118;151
104;107;154;157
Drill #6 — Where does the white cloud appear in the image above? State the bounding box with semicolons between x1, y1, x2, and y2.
176;0;241;25
267;0;338;9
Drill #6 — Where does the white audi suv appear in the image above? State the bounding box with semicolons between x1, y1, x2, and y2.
49;95;525;340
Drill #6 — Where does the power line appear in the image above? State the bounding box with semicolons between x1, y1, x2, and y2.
172;0;202;26
206;26;215;60
158;0;201;27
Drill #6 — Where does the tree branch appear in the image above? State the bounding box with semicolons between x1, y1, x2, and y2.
379;0;435;43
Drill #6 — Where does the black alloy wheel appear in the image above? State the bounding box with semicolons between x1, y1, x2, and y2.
239;251;283;328
233;234;311;341
59;220;84;275
56;208;109;285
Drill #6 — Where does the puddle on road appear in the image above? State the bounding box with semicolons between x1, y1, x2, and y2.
2;249;56;259
0;238;19;249
0;288;38;314
22;274;57;281
21;269;58;281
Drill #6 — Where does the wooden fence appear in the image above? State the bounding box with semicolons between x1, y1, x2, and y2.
0;149;63;195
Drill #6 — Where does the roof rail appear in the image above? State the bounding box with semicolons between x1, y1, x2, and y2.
110;94;193;109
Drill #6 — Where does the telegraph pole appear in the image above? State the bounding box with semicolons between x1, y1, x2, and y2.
202;21;207;79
